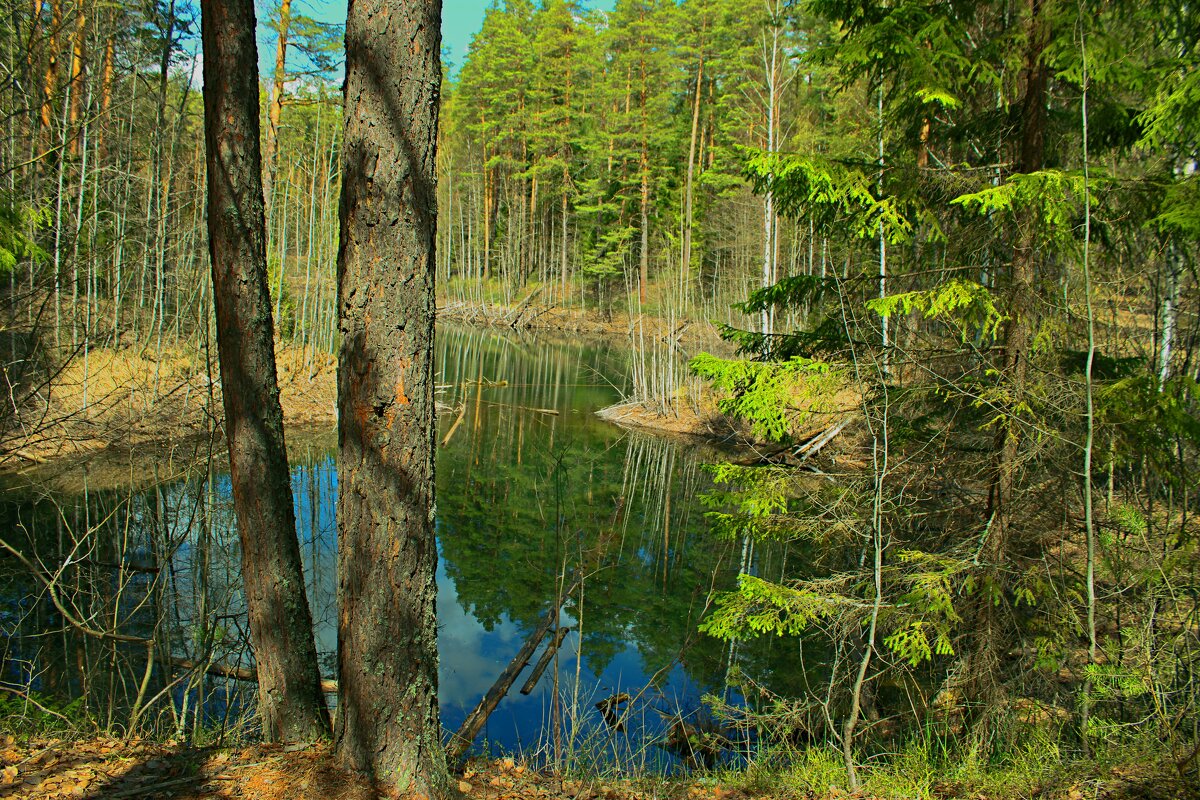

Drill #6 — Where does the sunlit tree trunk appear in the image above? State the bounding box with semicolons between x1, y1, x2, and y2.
334;0;456;794
682;56;702;312
639;155;649;305
263;0;292;214
40;0;61;131
95;28;114;158
67;2;86;156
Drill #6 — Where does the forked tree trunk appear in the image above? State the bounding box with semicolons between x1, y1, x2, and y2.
335;0;455;795
199;0;330;743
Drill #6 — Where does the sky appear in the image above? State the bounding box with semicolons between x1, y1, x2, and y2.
262;0;617;79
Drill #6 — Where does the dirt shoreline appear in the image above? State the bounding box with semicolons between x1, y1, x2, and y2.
0;305;734;483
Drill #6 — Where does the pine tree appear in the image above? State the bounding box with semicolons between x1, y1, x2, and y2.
334;0;456;794
200;0;329;743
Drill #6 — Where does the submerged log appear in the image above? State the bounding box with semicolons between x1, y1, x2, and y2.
446;575;581;762
653;708;733;769
595;692;632;731
520;626;571;695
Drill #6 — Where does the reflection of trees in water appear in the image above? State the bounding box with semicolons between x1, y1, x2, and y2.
0;459;264;737
435;324;742;698
0;328;813;748
290;445;339;675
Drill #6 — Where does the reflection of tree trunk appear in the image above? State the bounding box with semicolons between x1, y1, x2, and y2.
200;0;329;742
334;0;453;793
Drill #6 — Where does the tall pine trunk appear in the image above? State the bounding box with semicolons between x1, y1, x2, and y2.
67;3;86;156
682;57;702;306
40;0;60;132
200;0;330;743
263;0;292;214
334;0;455;794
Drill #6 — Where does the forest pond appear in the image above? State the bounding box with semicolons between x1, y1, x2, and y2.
0;327;803;771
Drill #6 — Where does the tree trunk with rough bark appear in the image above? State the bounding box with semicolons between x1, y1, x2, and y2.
200;0;330;743
334;0;455;795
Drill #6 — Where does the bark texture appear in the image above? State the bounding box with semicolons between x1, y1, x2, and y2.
334;0;453;795
200;0;330;743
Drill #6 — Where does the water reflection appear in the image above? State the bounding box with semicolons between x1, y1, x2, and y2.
0;327;795;768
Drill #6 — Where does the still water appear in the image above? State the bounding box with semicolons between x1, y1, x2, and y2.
0;327;800;769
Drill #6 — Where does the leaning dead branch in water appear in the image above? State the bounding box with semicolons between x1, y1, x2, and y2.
521;626;572;696
440;404;466;447
446;575;582;762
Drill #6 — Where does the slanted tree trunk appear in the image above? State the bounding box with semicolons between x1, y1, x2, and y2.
200;0;330;743
334;0;455;794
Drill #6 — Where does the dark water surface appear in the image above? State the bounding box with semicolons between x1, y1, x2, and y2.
0;327;800;770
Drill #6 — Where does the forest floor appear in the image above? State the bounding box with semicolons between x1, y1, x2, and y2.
0;734;1191;800
0;736;750;800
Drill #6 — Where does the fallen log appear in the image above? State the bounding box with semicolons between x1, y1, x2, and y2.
165;657;338;695
446;575;581;761
793;417;851;462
